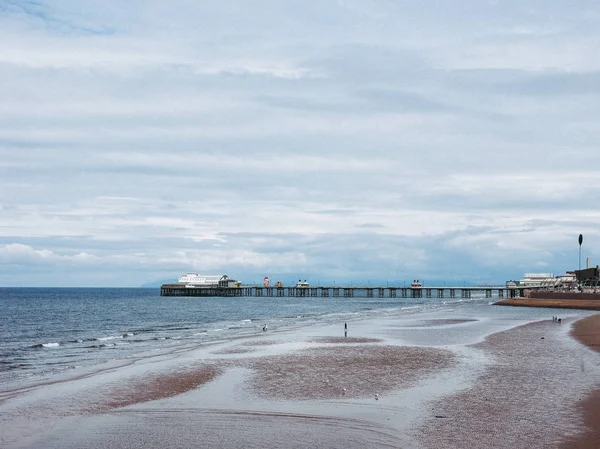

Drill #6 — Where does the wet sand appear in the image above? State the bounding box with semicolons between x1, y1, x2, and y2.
415;315;600;449
570;314;600;352
558;390;600;449
245;344;454;400
416;320;594;448
2;311;600;448
558;314;600;448
93;365;221;411
395;319;478;328
495;298;600;310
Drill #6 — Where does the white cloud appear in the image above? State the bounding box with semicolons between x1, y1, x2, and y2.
0;243;98;264
1;0;599;286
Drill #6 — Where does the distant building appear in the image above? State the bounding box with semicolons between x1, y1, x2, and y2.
178;274;241;288
575;266;600;284
506;272;576;289
178;274;223;285
218;275;241;288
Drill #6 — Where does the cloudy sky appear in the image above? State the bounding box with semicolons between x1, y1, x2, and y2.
1;0;599;287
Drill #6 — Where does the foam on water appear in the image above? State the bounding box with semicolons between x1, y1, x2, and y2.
93;336;123;342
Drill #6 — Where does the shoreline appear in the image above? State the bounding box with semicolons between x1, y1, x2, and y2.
2;307;600;448
416;317;600;448
558;314;600;448
570;314;600;351
494;298;600;310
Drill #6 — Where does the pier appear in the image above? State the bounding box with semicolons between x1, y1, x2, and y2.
160;283;511;299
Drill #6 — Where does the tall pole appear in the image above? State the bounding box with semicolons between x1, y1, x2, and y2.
578;234;583;290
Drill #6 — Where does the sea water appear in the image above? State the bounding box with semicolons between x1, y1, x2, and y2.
0;287;580;389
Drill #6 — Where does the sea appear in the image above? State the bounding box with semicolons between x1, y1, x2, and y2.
0;287;565;390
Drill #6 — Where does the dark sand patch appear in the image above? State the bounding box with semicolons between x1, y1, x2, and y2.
212;347;257;355
311;337;383;344
242;340;280;346
570;313;600;352
247;345;454;400
91;365;221;411
417;320;595;449
212;339;282;353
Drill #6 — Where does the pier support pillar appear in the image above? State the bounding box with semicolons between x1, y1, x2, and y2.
411;289;422;298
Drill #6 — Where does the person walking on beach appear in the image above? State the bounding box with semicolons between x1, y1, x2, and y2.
344;322;347;338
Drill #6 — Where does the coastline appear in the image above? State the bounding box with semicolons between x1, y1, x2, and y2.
494;298;600;310
416;317;600;448
2;306;600;448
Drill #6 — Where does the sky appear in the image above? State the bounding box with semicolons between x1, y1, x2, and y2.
1;0;599;287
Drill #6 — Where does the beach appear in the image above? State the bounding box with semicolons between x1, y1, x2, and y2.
558;314;600;448
1;307;600;448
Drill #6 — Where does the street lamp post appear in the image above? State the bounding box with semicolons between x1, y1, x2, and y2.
578;234;583;290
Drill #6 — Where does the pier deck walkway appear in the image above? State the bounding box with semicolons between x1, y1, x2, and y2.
160;284;510;299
